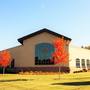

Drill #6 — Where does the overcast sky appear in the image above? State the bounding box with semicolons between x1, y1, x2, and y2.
0;0;90;50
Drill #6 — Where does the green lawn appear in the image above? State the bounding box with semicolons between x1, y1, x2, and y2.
0;72;90;90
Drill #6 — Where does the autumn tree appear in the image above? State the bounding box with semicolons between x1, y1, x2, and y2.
0;50;11;74
52;38;69;79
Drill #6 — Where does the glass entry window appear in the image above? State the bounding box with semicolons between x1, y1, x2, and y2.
81;59;86;68
87;59;90;68
76;58;80;68
35;43;54;65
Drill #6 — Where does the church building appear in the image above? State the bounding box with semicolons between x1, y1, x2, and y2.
6;28;90;73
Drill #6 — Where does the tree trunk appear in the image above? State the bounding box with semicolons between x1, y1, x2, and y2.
3;67;5;75
58;65;60;79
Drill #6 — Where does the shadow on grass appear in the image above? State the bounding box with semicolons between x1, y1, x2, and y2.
0;79;34;82
51;81;90;86
54;76;90;80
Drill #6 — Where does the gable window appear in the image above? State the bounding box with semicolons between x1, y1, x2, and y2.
81;59;85;68
35;43;54;65
76;58;80;68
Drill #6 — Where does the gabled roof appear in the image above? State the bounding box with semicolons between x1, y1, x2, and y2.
18;28;72;44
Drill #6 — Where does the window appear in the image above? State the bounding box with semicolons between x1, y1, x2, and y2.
76;58;80;68
81;59;85;68
11;59;15;68
35;43;54;65
7;59;15;68
87;59;90;68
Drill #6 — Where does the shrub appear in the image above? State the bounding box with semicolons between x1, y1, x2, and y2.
82;69;87;72
73;70;83;73
6;68;15;73
60;66;70;73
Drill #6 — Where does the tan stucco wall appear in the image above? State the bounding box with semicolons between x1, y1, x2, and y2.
8;45;24;67
69;45;90;72
8;32;69;68
7;32;90;73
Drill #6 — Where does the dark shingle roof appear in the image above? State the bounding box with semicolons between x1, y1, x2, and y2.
18;28;72;44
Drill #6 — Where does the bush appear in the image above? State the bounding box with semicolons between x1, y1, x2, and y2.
82;69;87;72
0;67;3;73
73;70;83;73
5;68;15;74
0;67;15;74
60;66;70;73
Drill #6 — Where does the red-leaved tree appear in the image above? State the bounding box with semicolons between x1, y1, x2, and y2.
52;38;69;79
0;50;11;74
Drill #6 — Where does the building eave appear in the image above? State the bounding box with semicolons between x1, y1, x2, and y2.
18;28;72;44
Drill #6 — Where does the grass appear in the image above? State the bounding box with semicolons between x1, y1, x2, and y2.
0;72;90;90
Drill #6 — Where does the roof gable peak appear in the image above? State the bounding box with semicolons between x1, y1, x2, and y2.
18;28;72;44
